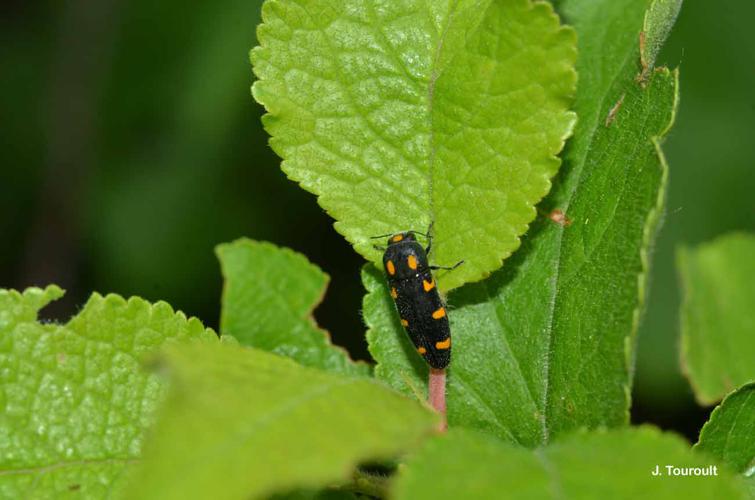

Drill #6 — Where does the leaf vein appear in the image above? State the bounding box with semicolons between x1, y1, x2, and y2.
542;27;640;444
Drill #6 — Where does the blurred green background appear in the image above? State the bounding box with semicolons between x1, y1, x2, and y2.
1;1;752;440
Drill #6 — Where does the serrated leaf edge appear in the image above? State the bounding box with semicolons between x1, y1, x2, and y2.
216;238;371;373
694;382;755;454
250;0;578;293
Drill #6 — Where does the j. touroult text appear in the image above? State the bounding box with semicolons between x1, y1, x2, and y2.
652;465;718;477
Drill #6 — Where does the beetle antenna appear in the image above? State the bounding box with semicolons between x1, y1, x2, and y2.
370;233;395;239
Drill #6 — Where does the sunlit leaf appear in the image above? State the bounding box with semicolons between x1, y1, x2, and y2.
0;286;217;499
123;342;438;500
393;427;747;500
252;0;577;291
218;238;369;376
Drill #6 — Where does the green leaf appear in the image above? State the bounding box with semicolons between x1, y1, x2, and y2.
696;383;755;478
678;233;755;404
0;286;217;499
123;342;438;500
217;238;369;376
271;490;360;500
366;0;679;445
393;427;748;500
641;0;683;72
252;0;577;291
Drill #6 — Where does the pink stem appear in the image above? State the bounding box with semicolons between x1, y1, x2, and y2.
428;368;447;431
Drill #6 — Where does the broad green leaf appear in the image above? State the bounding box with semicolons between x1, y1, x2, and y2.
678;233;755;404
252;0;577;291
366;0;679;445
696;383;755;479
0;286;217;499
217;238;369;376
393;427;747;500
123;342;438;500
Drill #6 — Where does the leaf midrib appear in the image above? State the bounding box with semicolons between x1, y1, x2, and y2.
427;0;463;228
171;377;357;478
483;278;542;444
294;2;424;210
534;448;566;500
540;22;642;444
0;457;137;477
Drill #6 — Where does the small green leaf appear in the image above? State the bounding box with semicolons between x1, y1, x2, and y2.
123;342;438;500
641;0;683;72
0;286;217;499
393;427;748;500
696;384;755;497
252;0;577;291
678;233;755;404
696;383;755;477
366;0;679;445
217;238;369;376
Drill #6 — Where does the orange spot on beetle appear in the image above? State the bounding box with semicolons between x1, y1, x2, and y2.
386;260;395;275
435;338;451;350
407;255;418;270
391;234;404;242
390;287;398;299
432;307;446;319
418;346;427;354
423;279;435;292
401;319;409;327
